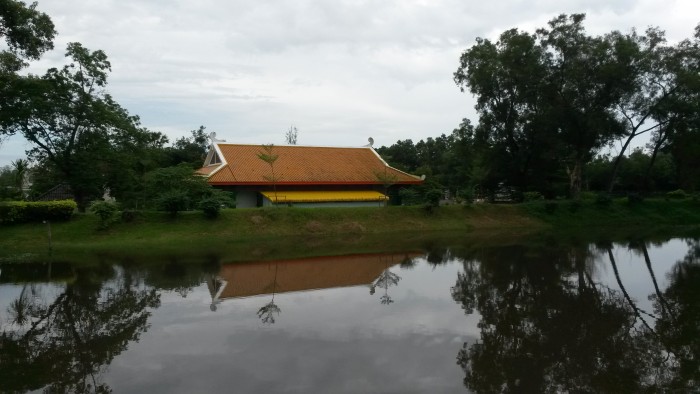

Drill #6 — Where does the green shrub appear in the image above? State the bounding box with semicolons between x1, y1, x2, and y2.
198;197;221;219
398;188;421;206
89;200;119;229
0;200;76;224
424;189;442;207
580;191;597;200
544;201;558;214
523;191;543;202
457;188;474;204
121;209;140;223
627;192;644;204
568;200;582;212
156;190;190;217
145;164;212;210
595;193;612;206
666;189;688;199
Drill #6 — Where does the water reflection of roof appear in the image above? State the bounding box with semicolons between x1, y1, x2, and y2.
217;252;420;299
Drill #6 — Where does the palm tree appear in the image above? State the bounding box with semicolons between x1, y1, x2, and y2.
8;284;36;326
11;158;29;199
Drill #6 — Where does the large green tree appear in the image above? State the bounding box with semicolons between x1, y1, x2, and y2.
455;14;643;198
0;42;162;209
454;23;560;194
0;0;55;63
164;125;209;168
648;26;700;191
0;0;55;143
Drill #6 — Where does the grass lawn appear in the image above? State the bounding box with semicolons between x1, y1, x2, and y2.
1;198;698;263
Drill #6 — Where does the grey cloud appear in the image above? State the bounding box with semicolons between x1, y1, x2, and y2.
1;0;697;166
107;328;474;394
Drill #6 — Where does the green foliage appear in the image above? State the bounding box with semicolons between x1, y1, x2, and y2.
164;125;209;168
257;144;280;204
457;188;474;204
121;209;139;223
568;200;582;212
156;190;190;217
425;189;442;207
666;189;688;199
374;168;399;206
197;191;233;219
198;197;221;219
627;192;644;204
145;164;231;217
454;14;700;198
544;202;558;214
0;0;56;62
10;158;28;198
145;164;210;205
398;188;421;206
523;192;544;202
595;193;613;206
0;41;167;210
0;165;21;200
257;144;279;167
89;200;119;229
0;199;76;223
422;202;436;215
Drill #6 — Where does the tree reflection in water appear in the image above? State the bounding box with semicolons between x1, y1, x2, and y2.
450;239;700;393
652;239;700;390
370;258;401;305
0;266;160;393
257;263;281;325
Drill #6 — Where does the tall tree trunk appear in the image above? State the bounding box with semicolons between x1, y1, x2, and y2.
644;131;668;191
608;247;656;334
73;189;87;212
607;134;637;193
641;243;673;318
567;159;583;199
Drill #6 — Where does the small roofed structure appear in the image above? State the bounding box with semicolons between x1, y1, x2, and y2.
196;136;423;208
35;183;73;201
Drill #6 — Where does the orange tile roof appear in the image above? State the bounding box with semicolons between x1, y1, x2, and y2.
200;143;423;185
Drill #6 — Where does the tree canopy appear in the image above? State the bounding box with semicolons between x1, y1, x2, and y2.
0;42;169;208
0;0;55;65
379;14;700;202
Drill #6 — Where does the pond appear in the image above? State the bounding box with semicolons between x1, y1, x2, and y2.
0;234;698;393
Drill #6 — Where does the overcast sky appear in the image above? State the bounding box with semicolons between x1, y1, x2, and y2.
1;0;698;166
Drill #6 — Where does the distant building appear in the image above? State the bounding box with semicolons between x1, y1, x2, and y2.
196;139;423;208
35;183;73;201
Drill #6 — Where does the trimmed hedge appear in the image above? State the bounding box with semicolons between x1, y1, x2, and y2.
0;200;77;224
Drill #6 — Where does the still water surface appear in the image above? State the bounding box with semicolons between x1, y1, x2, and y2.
1;236;698;393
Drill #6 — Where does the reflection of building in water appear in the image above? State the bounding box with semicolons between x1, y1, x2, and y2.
207;252;419;304
206;276;228;311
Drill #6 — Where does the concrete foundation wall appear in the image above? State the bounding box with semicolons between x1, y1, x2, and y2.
236;190;258;208
262;197;384;208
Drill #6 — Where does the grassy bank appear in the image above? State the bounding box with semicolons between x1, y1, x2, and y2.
0;198;699;262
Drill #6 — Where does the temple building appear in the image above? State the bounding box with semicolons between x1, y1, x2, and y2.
196;136;423;208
